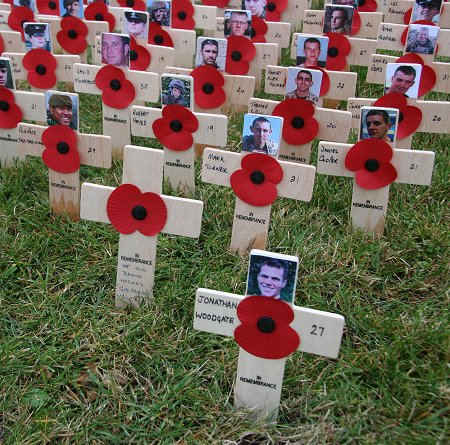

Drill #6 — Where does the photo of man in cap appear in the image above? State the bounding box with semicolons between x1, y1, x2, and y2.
148;1;170;26
46;93;77;130
24;23;52;51
60;0;83;18
124;11;148;39
0;58;15;89
161;76;191;107
412;0;442;23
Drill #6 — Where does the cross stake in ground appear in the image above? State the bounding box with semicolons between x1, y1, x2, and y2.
80;145;204;307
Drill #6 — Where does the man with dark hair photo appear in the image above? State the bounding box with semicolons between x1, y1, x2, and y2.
242;116;278;155
200;39;219;68
61;0;82;17
243;0;266;19
24;24;51;51
0;59;14;89
385;65;417;97
285;70;319;104
323;6;352;35
363;109;393;142
412;0;442;23
297;37;325;68
149;1;170;26
101;33;130;67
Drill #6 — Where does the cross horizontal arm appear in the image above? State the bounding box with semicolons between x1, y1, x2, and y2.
277;162;316;202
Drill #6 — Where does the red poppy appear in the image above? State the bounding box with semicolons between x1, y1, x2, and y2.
84;2;115;32
200;0;229;7
250;16;267;43
404;8;412;25
95;65;136;109
230;153;283;206
148;23;174;47
107;184;167;236
190;65;226;109
152;104;199;151
36;0;61;15
57;16;88;54
0;86;23;129
324;32;351;71
23;49;57;89
234;296;300;360
225;36;256;75
41;125;80;174
357;0;378;12
129;36;151;71
7;6;34;39
350;10;361;35
345;139;397;190
272;99;319;145
117;0;146;11
373;92;422;139
396;53;436;96
0;34;4;57
265;0;288;22
171;0;195;30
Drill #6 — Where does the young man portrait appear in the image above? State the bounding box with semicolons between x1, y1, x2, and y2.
161;77;189;107
148;1;170;26
24;23;51;51
242;115;280;156
361;109;396;142
242;0;266;19
101;33;130;68
46;93;77;129
385;65;420;97
412;0;442;23
61;0;82;18
323;6;353;35
296;36;327;68
0;58;14;89
405;26;436;55
124;11;148;39
285;69;320;105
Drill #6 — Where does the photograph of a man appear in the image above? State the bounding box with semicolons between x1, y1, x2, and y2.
411;0;442;23
384;64;422;98
148;0;170;26
323;5;353;35
0;58;14;89
285;68;322;105
224;10;251;38
296;35;328;68
24;23;52;52
242;114;282;156
195;37;227;71
405;25;438;55
331;0;358;6
124;11;148;40
13;0;35;11
60;0;82;18
360;107;398;142
242;0;266;19
161;75;192;108
101;33;130;68
46;92;78;130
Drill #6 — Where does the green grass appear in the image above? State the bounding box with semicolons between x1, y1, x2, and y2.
0;45;449;444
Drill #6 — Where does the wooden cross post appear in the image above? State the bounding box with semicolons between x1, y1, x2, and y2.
80;145;203;307
194;250;345;421
316;119;435;235
130;104;228;193
201;148;316;253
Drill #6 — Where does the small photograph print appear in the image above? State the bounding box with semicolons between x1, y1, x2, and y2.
296;35;329;69
384;63;422;98
246;249;299;305
360;107;399;143
45;91;79;130
23;22;52;52
241;113;283;157
331;0;358;8
224;9;252;39
411;0;442;24
242;0;266;19
101;33;131;68
124;11;149;40
195;37;227;72
0;58;15;90
59;0;83;18
405;24;439;56
161;74;193;109
323;5;354;36
147;0;171;27
13;0;35;11
285;67;322;105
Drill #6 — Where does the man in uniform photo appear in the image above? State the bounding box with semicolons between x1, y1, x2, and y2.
47;94;76;129
124;11;148;39
385;66;417;97
285;70;319;105
406;26;435;55
199;39;219;68
242;116;278;156
162;78;188;106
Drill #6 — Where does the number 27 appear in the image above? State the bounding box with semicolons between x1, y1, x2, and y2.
310;324;324;336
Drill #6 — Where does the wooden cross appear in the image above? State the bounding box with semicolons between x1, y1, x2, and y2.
130;104;228;193
316;115;435;235
194;249;345;421
80;145;203;307
201;147;316;253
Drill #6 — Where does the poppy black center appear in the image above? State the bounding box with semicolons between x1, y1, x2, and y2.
36;65;46;75
170;119;183;132
365;158;379;172
56;142;69;154
126;0;134;6
21;20;27;27
95;13;104;21
398;112;403;123
250;28;256;38
130;50;137;61
178;11;187;20
328;47;338;57
202;82;214;94
231;51;242;62
110;79;121;90
267;2;276;11
359;0;366;6
292;117;305;129
154;35;163;45
68;30;77;39
0;100;9;112
257;316;276;333
49;1;56;9
250;170;265;184
132;205;147;220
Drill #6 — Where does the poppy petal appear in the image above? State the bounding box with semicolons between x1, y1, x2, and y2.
36;0;61;15
350;10;361;36
84;2;116;32
265;0;288;22
171;0;195;30
230;169;278;206
0;87;23;129
251;16;267;43
241;152;283;184
57;17;88;54
354;162;397;190
191;65;226;109
225;36;256;75
130;37;151;71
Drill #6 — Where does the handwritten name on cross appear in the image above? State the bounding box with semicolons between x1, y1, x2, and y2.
193;250;345;421
130;104;227;193
202;148;315;253
80;145;203;307
383;0;450;26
